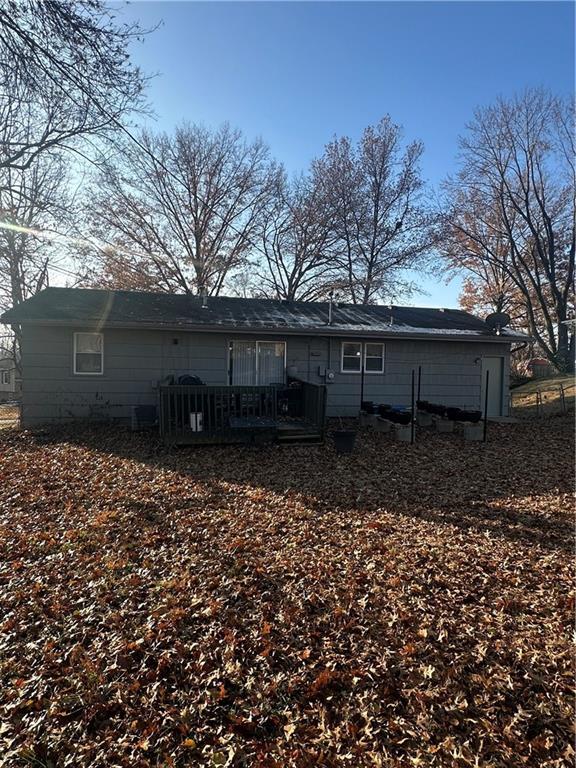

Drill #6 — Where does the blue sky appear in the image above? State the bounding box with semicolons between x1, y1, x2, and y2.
121;1;574;307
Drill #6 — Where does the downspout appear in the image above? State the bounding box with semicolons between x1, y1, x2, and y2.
360;344;365;411
326;292;334;386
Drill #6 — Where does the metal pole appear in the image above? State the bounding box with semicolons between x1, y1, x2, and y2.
417;365;422;403
483;369;490;443
360;346;365;412
411;369;416;444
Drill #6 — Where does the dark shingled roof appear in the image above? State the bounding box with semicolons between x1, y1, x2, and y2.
0;287;526;341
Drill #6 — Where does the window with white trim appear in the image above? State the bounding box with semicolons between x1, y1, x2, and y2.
341;341;385;374
341;342;363;372
1;370;10;385
364;343;385;373
74;332;103;375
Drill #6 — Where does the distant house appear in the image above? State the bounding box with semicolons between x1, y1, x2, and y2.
0;287;527;432
526;357;553;379
0;357;18;402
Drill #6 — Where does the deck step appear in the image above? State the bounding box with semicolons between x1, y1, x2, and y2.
277;431;323;444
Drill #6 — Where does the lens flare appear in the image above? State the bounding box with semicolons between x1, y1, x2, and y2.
0;219;149;261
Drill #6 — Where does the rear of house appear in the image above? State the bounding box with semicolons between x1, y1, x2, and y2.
0;288;526;429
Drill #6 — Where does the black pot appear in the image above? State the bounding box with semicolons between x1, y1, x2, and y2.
417;400;429;412
461;410;482;423
386;410;411;425
333;430;356;454
361;401;375;414
446;407;464;421
377;403;392;416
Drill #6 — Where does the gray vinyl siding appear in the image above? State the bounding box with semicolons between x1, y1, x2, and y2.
19;325;510;425
321;337;509;416
21;327;227;425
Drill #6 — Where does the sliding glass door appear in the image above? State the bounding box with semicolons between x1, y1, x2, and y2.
257;342;286;385
229;341;257;385
229;341;286;385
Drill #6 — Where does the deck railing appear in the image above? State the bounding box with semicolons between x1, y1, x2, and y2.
299;380;327;438
159;384;278;441
158;380;327;444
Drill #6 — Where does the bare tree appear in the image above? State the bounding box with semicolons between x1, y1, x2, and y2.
444;89;575;372
88;123;280;295
0;0;145;171
0;146;75;371
0;0;147;337
312;117;438;304
441;194;525;316
255;173;339;300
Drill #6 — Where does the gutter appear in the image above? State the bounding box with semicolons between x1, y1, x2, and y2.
2;318;529;344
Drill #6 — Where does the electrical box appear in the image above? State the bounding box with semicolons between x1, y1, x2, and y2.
318;366;335;382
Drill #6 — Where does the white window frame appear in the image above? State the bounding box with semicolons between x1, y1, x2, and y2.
0;370;10;385
340;341;385;374
73;332;104;376
341;341;363;373
228;340;287;385
364;342;385;374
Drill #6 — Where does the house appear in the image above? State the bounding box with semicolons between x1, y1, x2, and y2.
0;357;18;403
0;287;526;436
526;357;553;379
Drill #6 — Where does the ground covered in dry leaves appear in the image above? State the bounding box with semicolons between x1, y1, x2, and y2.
0;417;573;767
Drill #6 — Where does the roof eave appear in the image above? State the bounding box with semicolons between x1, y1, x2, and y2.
4;317;527;342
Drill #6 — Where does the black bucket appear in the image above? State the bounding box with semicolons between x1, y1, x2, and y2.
333;430;356;454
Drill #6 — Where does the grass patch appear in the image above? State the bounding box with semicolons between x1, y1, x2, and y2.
510;375;574;417
0;404;20;429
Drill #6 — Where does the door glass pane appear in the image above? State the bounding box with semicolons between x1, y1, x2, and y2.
257;342;285;385
230;341;256;385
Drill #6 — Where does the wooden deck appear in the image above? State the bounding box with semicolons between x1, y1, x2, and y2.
159;382;326;446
